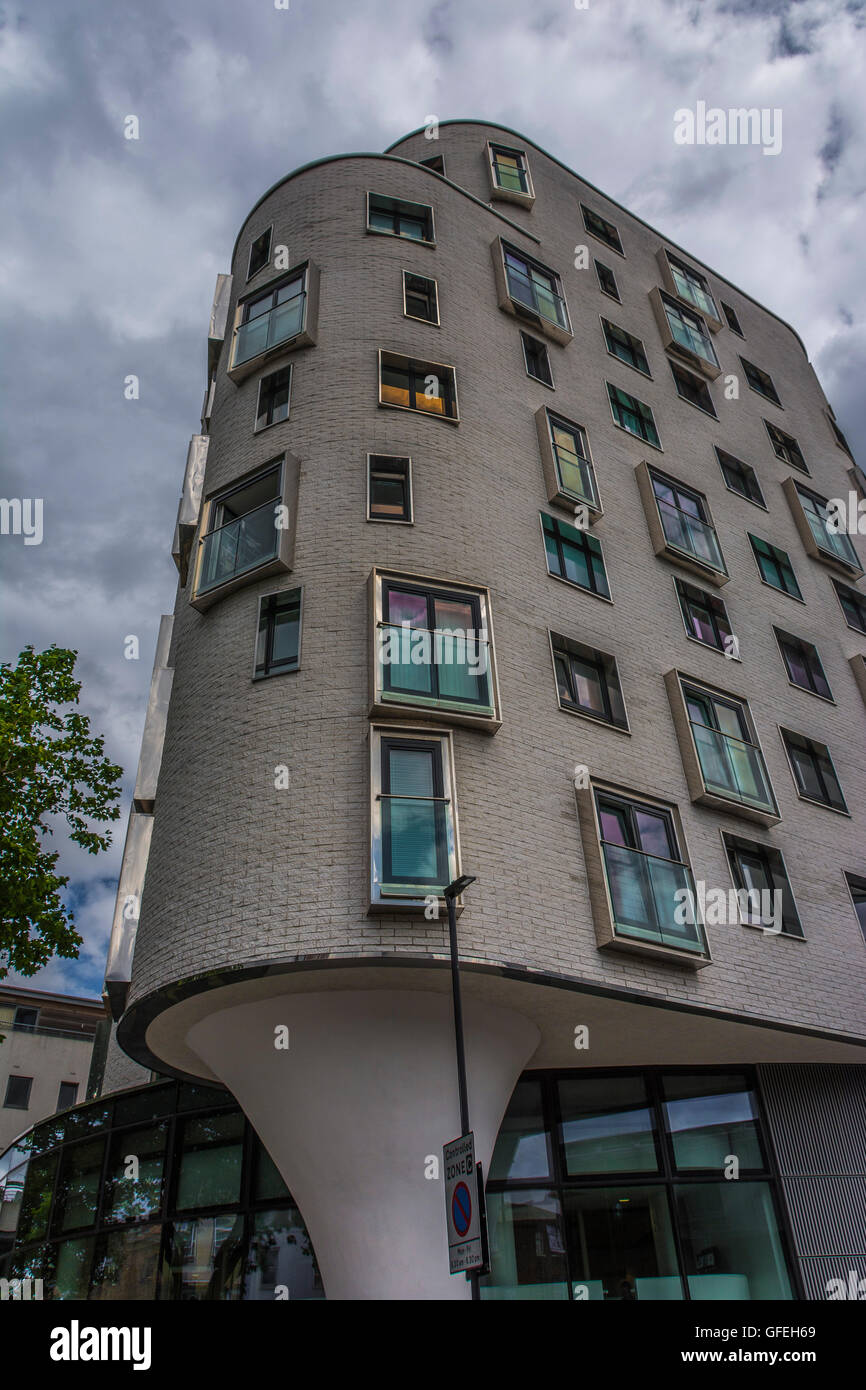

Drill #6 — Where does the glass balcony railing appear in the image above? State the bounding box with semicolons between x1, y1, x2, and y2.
504;262;569;331
233;290;306;367
805;509;860;568
656;498;726;573
689;721;776;814
553;444;597;507
198;500;280;593
600;842;706;954
377;622;491;708
666;313;717;366
670;267;717;320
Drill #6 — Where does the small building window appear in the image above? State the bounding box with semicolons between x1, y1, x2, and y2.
773;628;832;701
57;1082;79;1111
247;227;272;280
370;727;459;909
402;271;439;324
487;143;534;204
662;251;719;321
674;676;778;820
254;588;302;679
494;240;571;341
669;361;717;416
368;455;412;523
607;383;661;448
536;408;600;515
367;193;434;243
378;351;458;420
521;332;553;387
551;633;628;730
419;154;445;175
255;366;291;431
765;421;808;473
231;263;314;373
675;578;734;654
193;457;298;609
826;408;853;457
13;1006;39;1032
541;512;610;599
602;319;650;376
716;448;765;507
723;834;803;938
594;260;620;301
785;479;863;576
832;577;866;634
640;464;727;581
780;728;848;813
741;356;781;406
748;534;802;600
721;301;744;336
655;289;719;373
845;873;866;943
581;204;624;255
4;1075;32;1109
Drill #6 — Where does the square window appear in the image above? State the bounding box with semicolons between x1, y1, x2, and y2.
581;204;624;255
832;577;866;633
723;832;804;938
536;408;600;514
402;271;439;324
378;350;458;420
175;1111;245;1210
654;289;719;374
551;632;628;729
780;727;848;813
541;512;610;599
254;588;302;678
57;1082;79;1112
764;421;808;473
675;578;734;654
495;240;571;341
247;227;272;280
255;365;291;431
669;360;716;416
662;251;719;322
368;455;412;523
672;675;778;820
721;301;744;336
594;259;620;301
367;193;434;243
370;727;459;908
662;1073;765;1169
558;1075;659;1174
715;448;765;508
748;534;802;600
741;356;781;406
602;319;650;376
785;479;863;575
773;628;832;701
231;263;315;375
521;332;553;387
607;382;661;448
4;1075;32;1109
642;465;727;580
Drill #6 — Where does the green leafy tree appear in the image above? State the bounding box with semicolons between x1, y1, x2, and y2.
0;645;123;981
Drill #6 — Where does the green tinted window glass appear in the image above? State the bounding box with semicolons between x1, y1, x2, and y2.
563;1185;682;1301
17;1150;58;1243
674;1182;793;1299
662;1074;764;1170
51;1236;95;1300
245;1207;325;1300
103;1122;167;1223
175;1112;244;1210
558;1076;659;1174
90;1223;163;1301
489;1079;550;1181
481;1190;569;1301
254;1141;290;1203
55;1138;105;1232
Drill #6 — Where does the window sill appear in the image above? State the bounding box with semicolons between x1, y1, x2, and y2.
378;400;459;424
683;631;741;662
557;700;631;734
370;696;500;735
546;569;613;604
722;483;767;511
525;369;556;391
692;786;781;827
661;546;729;587
610;419;663;452
228;332;314;384
368;892;464;916
490;185;535;210
605;347;653;380
191;555;290;613
366;226;435;248
600;933;710;971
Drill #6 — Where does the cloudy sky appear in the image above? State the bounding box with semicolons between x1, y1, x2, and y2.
1;0;864;1000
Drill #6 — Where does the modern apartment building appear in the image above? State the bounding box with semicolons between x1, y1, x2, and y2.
4;121;865;1302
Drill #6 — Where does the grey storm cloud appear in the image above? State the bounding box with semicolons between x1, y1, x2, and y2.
1;0;864;997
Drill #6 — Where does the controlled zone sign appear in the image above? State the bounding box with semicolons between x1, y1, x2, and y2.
443;1132;485;1274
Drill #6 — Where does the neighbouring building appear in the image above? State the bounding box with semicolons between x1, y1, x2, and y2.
2;121;865;1302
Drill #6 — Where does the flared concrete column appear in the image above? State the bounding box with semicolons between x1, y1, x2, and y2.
187;989;540;1300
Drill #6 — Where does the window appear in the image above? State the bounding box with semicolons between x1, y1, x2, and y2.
721;301;744;336
254;589;302;679
196;463;284;597
602;319;650;376
748;534;802;600
231;264;314;372
723;834;803;937
826;408;853;457
674;676;778;819
13;1006;38;1031
780;728;848;812
367;192;434;243
654;290;719;373
536;408;601;514
496;241;571;339
255;366;291;431
773;628;832;701
541;513;610;599
588;788;708;958
402;271;439;324
373;574;495;721
845;873;866;943
551;634;628;729
370;728;458;908
669;361;716;416
741;357;781;406
785;479;863;575
521;332;553;387
581;204;623;255
247;227;272;280
488;143;534;202
4;1075;32;1109
594;259;620;301
716;448;765;507
176;1111;245;1210
367;455;412;523
642;465;727;580
607;383;661;448
378;350;458;421
675;578;734;654
662;251;719;321
765;421;807;473
832;577;866;633
419;154;444;174
57;1082;79;1111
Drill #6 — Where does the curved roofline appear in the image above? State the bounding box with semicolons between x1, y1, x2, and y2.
384;119;810;359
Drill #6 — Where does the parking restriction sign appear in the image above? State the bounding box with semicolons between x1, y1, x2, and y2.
443;1132;486;1274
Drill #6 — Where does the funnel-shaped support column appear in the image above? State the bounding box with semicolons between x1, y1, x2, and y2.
187;989;540;1300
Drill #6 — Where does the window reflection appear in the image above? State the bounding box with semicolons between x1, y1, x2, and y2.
558;1076;659;1174
564;1186;682;1300
103;1122;167;1223
175;1112;243;1210
244;1208;325;1300
675;1183;792;1300
90;1223;162;1300
662;1074;763;1170
163;1215;245;1300
481;1190;568;1300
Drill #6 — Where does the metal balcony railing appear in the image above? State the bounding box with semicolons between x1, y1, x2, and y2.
504;261;569;331
232;289;305;366
198;499;280;593
656;497;725;573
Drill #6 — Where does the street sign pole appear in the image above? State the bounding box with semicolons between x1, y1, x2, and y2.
444;875;481;1300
